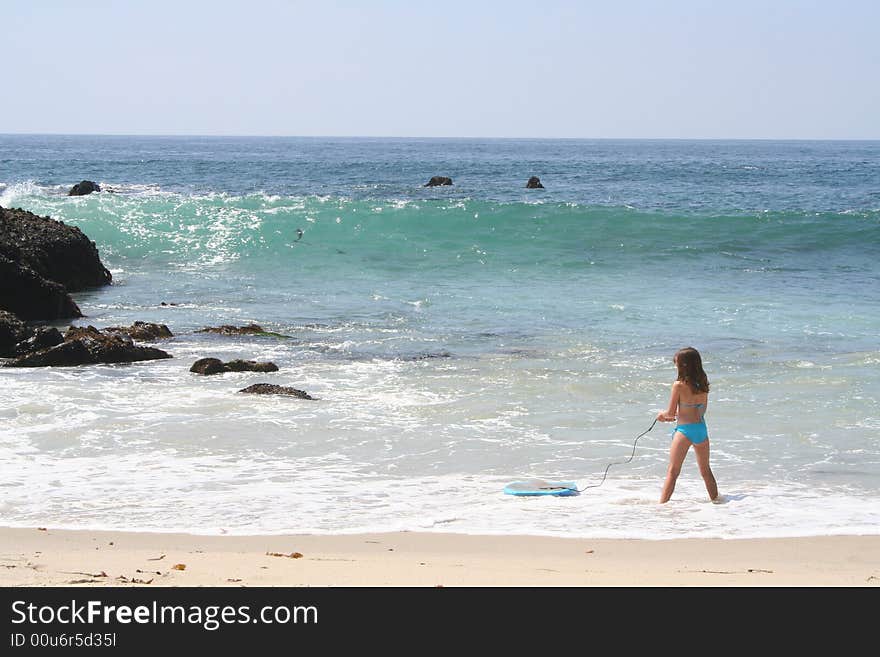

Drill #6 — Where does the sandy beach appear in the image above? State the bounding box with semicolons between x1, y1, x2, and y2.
1;527;877;587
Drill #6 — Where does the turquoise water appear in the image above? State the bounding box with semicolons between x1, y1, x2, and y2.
1;136;878;538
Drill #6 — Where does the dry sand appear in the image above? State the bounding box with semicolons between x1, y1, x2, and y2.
1;527;878;586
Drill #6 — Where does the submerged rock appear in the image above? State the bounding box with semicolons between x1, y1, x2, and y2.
238;383;314;399
424;176;453;187
526;176;545;189
190;357;278;375
68;180;101;196
403;350;453;361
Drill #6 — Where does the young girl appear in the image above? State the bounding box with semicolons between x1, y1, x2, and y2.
656;346;719;503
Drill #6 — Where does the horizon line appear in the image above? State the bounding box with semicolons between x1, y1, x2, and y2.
2;131;879;142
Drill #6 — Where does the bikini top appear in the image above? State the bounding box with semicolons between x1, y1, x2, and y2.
679;401;706;421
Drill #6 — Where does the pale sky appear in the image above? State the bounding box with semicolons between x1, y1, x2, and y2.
5;0;879;138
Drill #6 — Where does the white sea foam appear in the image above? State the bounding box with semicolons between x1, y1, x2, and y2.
1;447;876;538
0;180;45;206
2;337;877;539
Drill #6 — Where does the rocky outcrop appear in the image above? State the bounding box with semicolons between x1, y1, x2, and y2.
0;310;29;357
3;325;172;367
14;327;64;356
238;383;314;399
0;206;112;291
224;359;278;372
196;323;266;335
105;321;173;340
526;176;544;189
7;339;94;367
57;322;173;366
195;323;290;338
189;358;226;375
0;206;112;320
190;357;279;375
84;337;171;364
0;209;165;368
424;176;453;187
62;325;171;364
68;180;101;196
0;254;82;320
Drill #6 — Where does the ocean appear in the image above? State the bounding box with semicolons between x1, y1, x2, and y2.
1;135;878;539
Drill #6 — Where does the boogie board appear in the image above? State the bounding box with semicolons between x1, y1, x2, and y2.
503;479;579;496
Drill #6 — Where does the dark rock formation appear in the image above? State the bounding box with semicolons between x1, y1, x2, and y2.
87;338;170;364
0;206;112;291
526;176;544;189
224;359;278;373
7;339;94;367
0;205;112;320
63;325;102;341
190;358;226;375
62;326;171;364
0;310;29;357
0;254;82;320
190;357;279;375
238;383;314;399
15;327;64;356
196;324;266;335
195;323;290;338
68;180;101;196
3;325;172;367
105;321;173;340
424;176;453;187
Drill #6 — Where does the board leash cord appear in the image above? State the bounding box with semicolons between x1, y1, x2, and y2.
576;418;658;493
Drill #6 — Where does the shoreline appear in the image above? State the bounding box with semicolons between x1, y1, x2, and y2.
1;527;877;587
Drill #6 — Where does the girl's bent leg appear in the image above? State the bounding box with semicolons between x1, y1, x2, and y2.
693;439;718;501
660;432;691;503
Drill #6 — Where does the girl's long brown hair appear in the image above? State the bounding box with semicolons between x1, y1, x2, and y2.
675;347;710;394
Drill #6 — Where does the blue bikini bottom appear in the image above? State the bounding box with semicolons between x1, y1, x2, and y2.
673;420;708;444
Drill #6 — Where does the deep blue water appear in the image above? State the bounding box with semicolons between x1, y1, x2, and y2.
3;135;879;211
